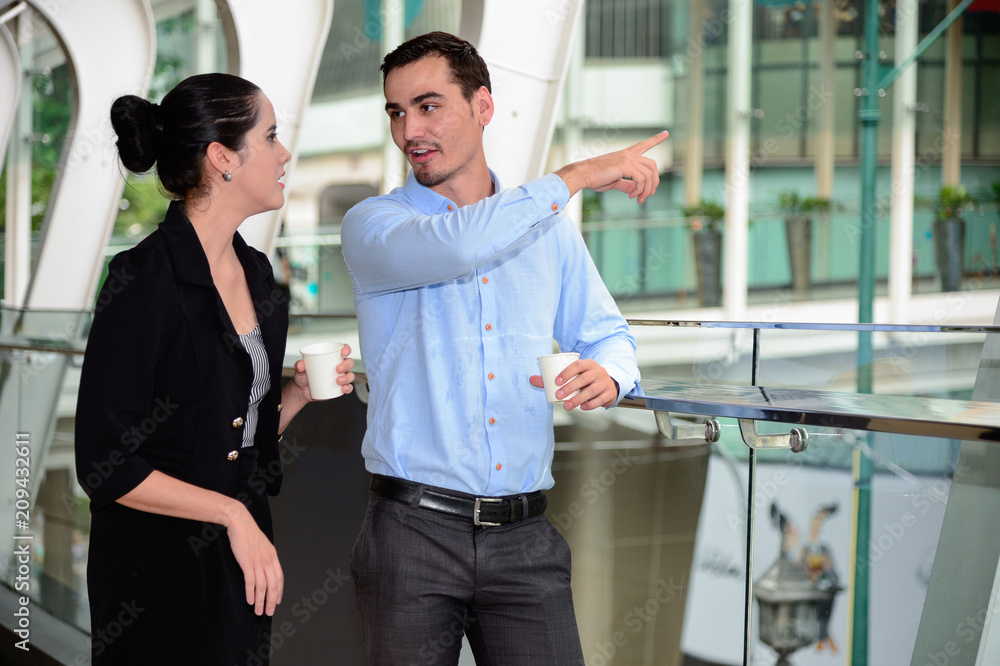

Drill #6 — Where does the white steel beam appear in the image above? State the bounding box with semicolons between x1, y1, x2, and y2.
0;13;19;168
216;0;334;255
464;0;582;188
1;17;25;306
23;0;155;310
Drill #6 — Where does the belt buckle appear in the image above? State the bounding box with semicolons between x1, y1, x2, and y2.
474;497;503;526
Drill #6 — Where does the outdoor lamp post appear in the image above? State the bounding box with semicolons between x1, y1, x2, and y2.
754;558;832;665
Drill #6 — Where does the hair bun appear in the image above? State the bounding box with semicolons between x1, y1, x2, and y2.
110;95;163;173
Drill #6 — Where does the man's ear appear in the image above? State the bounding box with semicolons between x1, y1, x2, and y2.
474;86;494;128
205;141;236;178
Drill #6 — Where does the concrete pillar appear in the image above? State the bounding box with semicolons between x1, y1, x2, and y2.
942;0;963;186
889;0;919;325
815;0;836;285
195;0;218;74
722;0;752;321
381;0;406;195
815;0;835;201
684;0;706;208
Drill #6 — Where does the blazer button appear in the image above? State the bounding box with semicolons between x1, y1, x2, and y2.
232;417;244;428
277;402;283;412
227;450;239;461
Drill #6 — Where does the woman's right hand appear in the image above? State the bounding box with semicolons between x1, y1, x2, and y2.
225;503;284;616
117;471;284;615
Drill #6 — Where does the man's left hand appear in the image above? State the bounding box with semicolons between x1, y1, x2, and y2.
529;359;619;411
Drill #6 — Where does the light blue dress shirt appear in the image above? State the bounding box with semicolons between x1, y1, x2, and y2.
341;170;640;496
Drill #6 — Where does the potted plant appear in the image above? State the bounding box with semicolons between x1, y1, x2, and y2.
777;191;834;296
932;184;974;292
682;200;725;307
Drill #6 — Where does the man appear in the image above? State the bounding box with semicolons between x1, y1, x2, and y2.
341;31;667;665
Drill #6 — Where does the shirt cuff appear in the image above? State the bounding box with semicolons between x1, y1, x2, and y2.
522;173;572;217
604;365;638;407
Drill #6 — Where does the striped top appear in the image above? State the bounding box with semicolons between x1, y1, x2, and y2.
238;324;270;449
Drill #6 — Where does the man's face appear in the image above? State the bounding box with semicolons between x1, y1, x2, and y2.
383;55;491;191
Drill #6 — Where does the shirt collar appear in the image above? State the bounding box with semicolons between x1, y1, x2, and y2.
401;169;503;213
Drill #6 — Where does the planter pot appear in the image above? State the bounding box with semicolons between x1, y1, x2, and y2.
932;216;966;292
693;228;722;307
785;214;812;296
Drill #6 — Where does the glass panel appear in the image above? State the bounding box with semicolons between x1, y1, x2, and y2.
312;0;461;100
678;416;749;665
0;306;91;634
915;62;944;158
756;327;986;396
749;427;958;664
550;436;714;664
586;0;667;59
704;69;728;161
833;65;860;157
756;69;807;159
758;35;809;64
977;65;1000;159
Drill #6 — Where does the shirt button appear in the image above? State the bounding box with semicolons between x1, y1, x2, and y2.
227;450;239;461
496;463;502;471
447;204;454;211
485;324;492;331
551;203;559;211
232;417;244;428
482;277;489;284
489;417;496;425
488;373;495;380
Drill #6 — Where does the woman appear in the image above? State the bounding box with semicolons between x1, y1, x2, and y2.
74;73;354;665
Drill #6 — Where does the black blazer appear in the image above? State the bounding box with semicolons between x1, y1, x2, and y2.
75;201;288;511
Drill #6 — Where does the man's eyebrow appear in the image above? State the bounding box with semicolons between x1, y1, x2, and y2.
385;92;445;112
412;92;444;105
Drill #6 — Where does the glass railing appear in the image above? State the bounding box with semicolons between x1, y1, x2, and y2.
0;305;91;635
569;319;998;665
4;201;997;315
1;308;998;665
584;203;999;306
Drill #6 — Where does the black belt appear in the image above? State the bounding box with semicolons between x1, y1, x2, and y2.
369;474;547;526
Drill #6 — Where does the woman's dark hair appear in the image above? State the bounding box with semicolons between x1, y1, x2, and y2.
380;31;491;101
110;73;262;199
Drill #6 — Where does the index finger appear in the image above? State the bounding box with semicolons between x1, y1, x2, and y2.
626;130;669;155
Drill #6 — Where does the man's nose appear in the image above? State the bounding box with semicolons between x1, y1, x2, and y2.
402;113;425;142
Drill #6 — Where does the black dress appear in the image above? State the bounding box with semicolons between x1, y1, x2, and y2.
75;202;287;665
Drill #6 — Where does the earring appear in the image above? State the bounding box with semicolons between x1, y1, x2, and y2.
223;171;232;182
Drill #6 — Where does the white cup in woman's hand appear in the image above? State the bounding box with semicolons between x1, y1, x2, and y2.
299;342;347;400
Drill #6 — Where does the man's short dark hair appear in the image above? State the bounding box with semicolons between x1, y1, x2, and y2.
380;31;492;101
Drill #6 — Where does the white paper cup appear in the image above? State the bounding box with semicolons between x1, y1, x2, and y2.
299;342;346;400
537;352;580;403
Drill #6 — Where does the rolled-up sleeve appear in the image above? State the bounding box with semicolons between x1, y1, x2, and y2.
74;249;174;510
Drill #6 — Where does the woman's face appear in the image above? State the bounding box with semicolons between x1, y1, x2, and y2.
231;94;292;216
